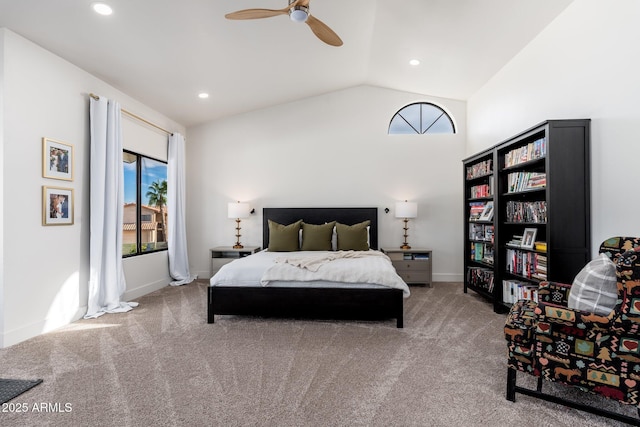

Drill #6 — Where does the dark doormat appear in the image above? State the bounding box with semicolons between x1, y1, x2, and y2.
0;379;43;404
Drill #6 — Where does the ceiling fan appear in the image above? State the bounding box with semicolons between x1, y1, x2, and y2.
225;0;343;47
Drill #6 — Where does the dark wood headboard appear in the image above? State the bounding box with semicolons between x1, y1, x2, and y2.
263;207;378;250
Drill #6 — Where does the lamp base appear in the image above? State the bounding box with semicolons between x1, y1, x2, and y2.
233;244;244;249
400;244;411;250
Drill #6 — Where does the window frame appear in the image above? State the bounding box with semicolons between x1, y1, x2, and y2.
123;149;168;258
388;102;456;135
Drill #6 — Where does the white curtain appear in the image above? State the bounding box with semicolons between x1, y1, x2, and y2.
85;96;138;318
167;132;196;286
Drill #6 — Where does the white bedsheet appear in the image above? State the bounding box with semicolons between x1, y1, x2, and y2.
209;250;410;298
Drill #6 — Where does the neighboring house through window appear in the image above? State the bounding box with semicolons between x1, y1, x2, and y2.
388;102;456;134
123;150;168;257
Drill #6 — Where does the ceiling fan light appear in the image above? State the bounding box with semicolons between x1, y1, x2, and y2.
289;8;308;23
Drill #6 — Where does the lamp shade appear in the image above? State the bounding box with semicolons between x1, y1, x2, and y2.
395;201;418;219
228;202;250;219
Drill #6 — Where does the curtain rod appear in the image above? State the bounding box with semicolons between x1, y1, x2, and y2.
89;93;173;136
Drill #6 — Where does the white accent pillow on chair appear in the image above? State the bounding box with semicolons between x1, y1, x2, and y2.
568;253;618;315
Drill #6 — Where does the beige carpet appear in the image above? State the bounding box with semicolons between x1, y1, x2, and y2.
0;281;636;426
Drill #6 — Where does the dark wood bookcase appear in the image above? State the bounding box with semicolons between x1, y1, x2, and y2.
463;119;591;313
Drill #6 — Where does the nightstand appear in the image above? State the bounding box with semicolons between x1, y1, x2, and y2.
381;248;433;286
210;246;260;277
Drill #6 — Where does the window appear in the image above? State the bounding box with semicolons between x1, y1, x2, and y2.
123;150;168;257
388;102;455;134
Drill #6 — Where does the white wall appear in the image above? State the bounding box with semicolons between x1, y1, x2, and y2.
186;85;466;282
0;29;185;347
467;0;640;256
0;30;5;339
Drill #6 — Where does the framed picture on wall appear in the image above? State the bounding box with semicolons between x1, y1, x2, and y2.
43;137;74;181
43;186;74;226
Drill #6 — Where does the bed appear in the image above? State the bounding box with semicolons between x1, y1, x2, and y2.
207;207;409;327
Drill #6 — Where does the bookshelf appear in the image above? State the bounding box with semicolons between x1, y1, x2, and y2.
463;150;496;301
463;119;591;313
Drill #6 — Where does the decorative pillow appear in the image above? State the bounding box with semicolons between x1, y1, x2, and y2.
336;221;370;251
568;253;618;315
268;220;302;252
301;221;335;251
331;225;370;250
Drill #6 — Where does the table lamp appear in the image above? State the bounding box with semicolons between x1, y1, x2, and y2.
395;200;418;250
228;201;251;249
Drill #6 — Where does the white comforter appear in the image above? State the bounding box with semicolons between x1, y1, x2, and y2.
210;250;410;298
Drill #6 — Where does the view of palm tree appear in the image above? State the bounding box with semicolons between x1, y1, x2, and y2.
146;179;167;242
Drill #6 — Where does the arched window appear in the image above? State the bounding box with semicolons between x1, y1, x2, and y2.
388;102;455;134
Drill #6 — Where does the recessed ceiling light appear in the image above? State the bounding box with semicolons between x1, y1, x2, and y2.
92;3;113;16
198;93;209;99
409;59;420;66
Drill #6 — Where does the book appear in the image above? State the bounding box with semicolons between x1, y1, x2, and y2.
505;200;547;223
502;279;539;304
468;202;487;221
466;159;493;180
506;172;547;193
467;267;495;292
504;137;547;168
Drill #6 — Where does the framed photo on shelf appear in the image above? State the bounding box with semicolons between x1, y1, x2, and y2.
521;228;537;249
43;186;74;226
43;137;74;181
479;201;494;221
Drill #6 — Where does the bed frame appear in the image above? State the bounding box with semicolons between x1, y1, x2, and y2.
207;207;404;327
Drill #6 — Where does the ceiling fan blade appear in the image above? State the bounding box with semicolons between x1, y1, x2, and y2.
225;0;302;20
306;15;343;47
225;8;288;20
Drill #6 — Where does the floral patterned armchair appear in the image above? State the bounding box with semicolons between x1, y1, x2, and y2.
504;237;640;424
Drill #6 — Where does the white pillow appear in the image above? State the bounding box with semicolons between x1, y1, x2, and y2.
568;253;617;315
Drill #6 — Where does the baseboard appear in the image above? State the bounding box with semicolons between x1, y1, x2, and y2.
1;306;86;349
433;273;463;282
123;278;170;301
1;279;172;349
194;270;211;280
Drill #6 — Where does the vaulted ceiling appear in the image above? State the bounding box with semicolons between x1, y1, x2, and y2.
0;0;572;127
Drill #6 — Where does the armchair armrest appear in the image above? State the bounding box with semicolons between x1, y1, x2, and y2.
505;299;538;345
537;281;572;307
538;300;613;335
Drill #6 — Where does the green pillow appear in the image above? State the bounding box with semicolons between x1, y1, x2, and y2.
336;221;370;251
268;220;302;252
301;221;336;251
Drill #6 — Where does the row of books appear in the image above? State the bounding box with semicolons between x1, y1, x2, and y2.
468;201;494;221
506;172;546;193
469;181;493;199
469;223;494;243
467;267;495;292
471;242;494;264
505;200;547;223
505;249;547;280
466;159;492;180
503;280;539;304
504;137;547;168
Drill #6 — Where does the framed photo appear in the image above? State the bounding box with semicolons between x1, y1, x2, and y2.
43;137;74;181
479;201;494;221
521;227;537;249
43;186;74;226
